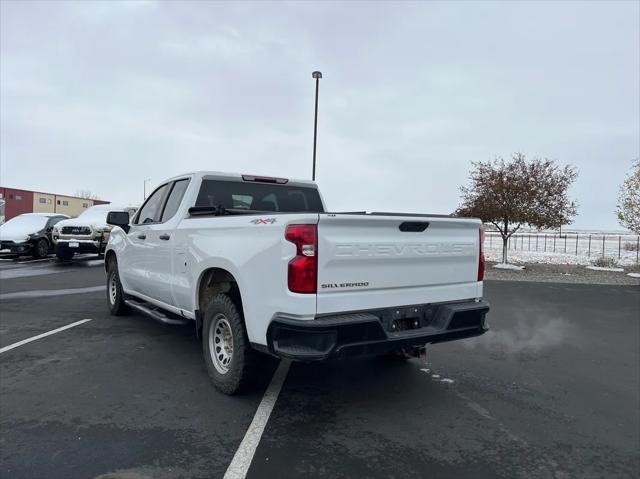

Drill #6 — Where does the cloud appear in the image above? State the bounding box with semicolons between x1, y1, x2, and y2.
0;1;638;228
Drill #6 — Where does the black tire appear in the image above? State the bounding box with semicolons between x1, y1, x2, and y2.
56;249;74;261
202;294;256;395
106;261;130;316
33;238;49;259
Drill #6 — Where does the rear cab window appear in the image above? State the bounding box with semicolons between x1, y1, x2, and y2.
195;179;324;213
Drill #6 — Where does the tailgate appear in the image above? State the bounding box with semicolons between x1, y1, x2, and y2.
316;214;482;314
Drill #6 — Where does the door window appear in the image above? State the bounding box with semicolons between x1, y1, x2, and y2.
135;184;170;224
161;179;190;222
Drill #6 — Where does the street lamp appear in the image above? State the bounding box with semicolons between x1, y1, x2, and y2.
311;71;322;181
143;178;151;200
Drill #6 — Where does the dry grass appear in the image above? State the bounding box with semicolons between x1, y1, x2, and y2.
591;256;619;268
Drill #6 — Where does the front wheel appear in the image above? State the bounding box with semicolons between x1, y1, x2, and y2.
202;294;256;395
106;263;130;316
33;238;49;259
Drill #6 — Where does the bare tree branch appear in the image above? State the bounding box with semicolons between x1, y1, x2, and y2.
74;189;99;200
507;223;522;239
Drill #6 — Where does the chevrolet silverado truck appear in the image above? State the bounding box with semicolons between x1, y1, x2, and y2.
105;171;489;394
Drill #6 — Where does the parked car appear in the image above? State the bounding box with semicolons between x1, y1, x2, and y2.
0;213;69;258
105;171;489;394
53;204;136;260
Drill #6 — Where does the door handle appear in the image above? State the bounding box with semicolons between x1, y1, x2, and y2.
137;234;146;240
159;234;171;241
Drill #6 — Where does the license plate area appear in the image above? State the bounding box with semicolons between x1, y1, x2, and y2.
379;304;438;332
69;242;79;248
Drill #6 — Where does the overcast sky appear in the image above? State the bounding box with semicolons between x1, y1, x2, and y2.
1;0;638;230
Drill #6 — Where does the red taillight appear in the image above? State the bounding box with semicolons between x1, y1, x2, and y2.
285;224;318;294
478;228;485;281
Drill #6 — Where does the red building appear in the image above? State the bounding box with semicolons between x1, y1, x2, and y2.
0;187;34;221
0;187;109;221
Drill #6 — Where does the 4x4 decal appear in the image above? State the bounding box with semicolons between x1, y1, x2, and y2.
250;218;277;225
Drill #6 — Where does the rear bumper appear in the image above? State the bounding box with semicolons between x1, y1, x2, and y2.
267;300;490;361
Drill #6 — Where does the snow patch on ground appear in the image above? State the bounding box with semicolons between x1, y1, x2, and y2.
585;266;624;272
485;236;639;266
493;263;525;271
627;273;640;278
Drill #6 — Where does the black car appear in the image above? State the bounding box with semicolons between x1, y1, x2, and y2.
0;213;69;259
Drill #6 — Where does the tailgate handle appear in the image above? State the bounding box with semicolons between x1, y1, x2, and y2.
399;221;429;232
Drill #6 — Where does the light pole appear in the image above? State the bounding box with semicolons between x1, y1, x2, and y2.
311;71;322;181
143;178;151;200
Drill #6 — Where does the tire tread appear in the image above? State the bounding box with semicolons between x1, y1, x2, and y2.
107;260;130;316
202;294;257;395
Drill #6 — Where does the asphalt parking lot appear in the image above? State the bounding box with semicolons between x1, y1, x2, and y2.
0;256;638;479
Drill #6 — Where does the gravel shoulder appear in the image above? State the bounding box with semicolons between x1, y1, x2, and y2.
485;261;640;285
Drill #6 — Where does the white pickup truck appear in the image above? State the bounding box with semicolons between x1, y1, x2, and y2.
105;171;489;394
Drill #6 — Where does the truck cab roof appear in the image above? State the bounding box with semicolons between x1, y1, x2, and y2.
160;171;318;190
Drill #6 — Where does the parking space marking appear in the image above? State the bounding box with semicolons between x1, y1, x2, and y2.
223;359;291;479
16;258;54;265
0;319;93;354
84;260;105;267
0;286;105;300
0;267;72;280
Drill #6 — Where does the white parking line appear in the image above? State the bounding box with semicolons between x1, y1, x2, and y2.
0;319;93;354
0;267;72;280
84;259;105;267
0;286;105;300
223;359;291;479
16;258;54;264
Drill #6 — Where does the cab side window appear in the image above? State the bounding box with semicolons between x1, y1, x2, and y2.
135;184;169;225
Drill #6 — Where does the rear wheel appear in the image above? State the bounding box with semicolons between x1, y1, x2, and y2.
106;260;130;316
33;239;49;259
202;294;256;395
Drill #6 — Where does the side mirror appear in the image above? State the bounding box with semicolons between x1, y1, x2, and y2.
107;211;130;233
46;226;53;233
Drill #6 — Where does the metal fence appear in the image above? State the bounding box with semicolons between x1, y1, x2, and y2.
484;231;640;263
